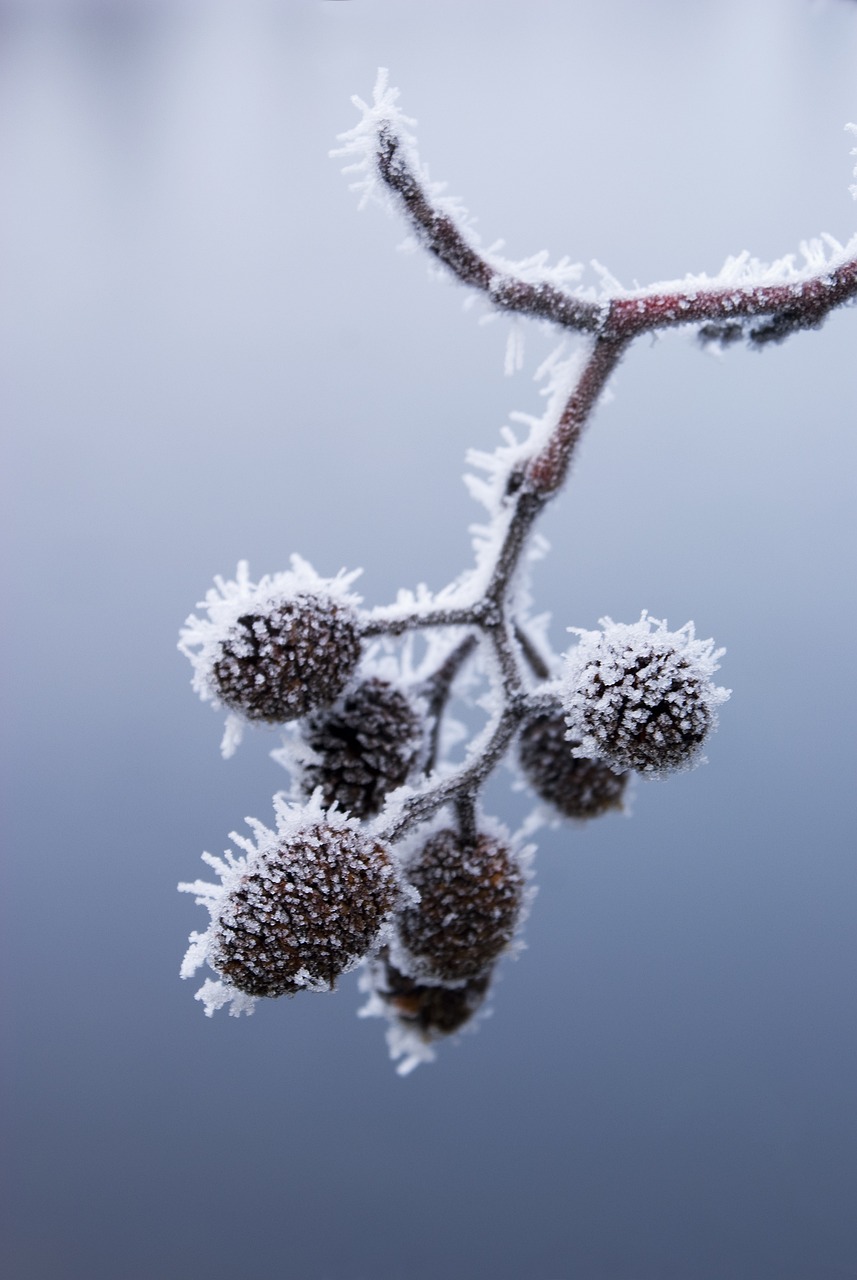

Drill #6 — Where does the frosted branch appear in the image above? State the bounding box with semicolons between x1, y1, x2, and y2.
177;74;852;1073
337;71;857;347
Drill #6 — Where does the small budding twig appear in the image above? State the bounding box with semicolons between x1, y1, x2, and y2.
417;633;478;775
513;624;551;682
177;73;855;1070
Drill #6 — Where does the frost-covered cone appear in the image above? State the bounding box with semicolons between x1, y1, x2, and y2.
295;678;424;819
561;612;730;778
518;709;627;820
178;793;405;1015
178;559;362;749
396;827;525;983
378;958;491;1036
358;950;492;1076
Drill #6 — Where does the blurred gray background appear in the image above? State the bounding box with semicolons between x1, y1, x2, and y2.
2;2;855;1278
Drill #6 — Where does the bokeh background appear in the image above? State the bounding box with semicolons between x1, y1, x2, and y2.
2;2;856;1277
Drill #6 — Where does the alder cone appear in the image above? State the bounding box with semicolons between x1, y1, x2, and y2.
376;953;490;1038
211;593;361;723
299;678;423;819
398;829;523;982
562;614;728;778
518;712;626;819
210;823;398;997
575;648;713;774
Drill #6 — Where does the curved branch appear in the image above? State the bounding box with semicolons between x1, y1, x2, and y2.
370;109;856;348
374;123;602;334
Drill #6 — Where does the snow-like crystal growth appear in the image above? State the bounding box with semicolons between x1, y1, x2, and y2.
178;558;362;757
331;68;420;214
178;791;407;1016
621;232;857;307
332;70;585;298
560;613;730;779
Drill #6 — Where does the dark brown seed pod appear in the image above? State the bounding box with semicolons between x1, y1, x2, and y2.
209;822;399;998
211;593;361;724
374;952;490;1038
570;647;711;775
562;614;729;778
298;678;423;818
397;828;524;983
518;711;627;819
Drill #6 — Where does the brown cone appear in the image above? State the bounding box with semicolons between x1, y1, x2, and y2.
210;823;398;997
375;952;490;1038
398;828;523;983
212;593;361;723
518;711;626;819
299;678;423;818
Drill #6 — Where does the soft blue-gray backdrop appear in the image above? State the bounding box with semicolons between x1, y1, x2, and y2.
2;2;855;1277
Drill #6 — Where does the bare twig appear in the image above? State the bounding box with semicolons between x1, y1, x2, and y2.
375;123;603;333
417;633;479;775
514;624;551;682
606;261;857;343
370;115;857;346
